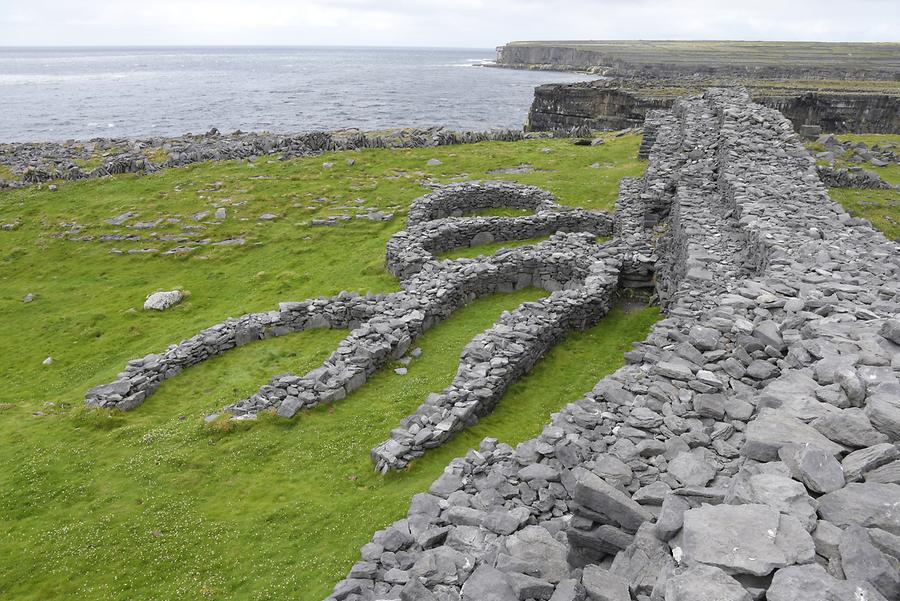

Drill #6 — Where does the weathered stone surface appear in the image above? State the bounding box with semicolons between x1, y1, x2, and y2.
778;443;846;494
505;526;570;583
460;565;517;601
879;319;900;345
655;494;691;541
866;396;900;439
581;565;630;601
817;482;900;535
143;290;183;311
667;451;716;487
400;578;439;601
839;526;900;600
681;503;814;576
865;459;900;485
507;572;555;600
548;579;585;601
765;563;891;601
811;409;889;448
726;471;819;531
841;443;900;482
742;410;844;462
573;471;654;532
609;523;674;594
665;564;751;601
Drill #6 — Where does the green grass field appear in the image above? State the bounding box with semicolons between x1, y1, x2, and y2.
0;135;656;600
806;134;900;240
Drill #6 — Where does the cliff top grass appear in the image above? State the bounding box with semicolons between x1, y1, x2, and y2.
501;40;900;72
0;134;657;600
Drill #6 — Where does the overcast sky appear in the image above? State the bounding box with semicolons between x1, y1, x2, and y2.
1;0;897;47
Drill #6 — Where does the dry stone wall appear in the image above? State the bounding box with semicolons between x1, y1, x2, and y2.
0;128;526;188
326;89;900;601
85;182;621;470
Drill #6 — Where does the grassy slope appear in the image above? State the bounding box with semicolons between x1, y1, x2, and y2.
0;136;653;600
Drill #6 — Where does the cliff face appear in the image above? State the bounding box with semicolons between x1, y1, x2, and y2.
526;82;900;134
525;83;674;131
760;93;900;134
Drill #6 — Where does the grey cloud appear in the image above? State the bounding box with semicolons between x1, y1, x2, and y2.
0;0;896;46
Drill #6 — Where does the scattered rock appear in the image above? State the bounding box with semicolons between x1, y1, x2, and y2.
143;290;183;311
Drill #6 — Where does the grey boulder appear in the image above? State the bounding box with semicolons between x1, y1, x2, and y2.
778;443;846;494
664;564;751;601
680;503;814;576
817;482;900;535
460;564;517;601
505;526;570;583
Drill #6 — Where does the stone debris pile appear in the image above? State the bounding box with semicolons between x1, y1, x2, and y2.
326;89;900;601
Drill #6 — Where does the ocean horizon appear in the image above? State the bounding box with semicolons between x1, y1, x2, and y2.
0;46;591;143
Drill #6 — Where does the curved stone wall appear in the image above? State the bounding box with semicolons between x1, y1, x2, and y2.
85;180;625;470
387;182;614;279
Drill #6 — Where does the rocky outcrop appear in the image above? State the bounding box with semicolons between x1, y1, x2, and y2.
526;80;900;134
326;89;900;601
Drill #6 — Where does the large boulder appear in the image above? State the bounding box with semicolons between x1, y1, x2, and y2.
573;471;654;533
680;503;815;576
817;482;900;535
766;563;889;601
460;564;517;601
505;526;570;583
778;443;846;494
742;409;844;462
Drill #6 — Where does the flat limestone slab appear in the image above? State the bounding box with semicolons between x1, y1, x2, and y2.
681;503;815;577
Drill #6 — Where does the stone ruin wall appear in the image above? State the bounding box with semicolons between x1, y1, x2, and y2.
326;89;900;601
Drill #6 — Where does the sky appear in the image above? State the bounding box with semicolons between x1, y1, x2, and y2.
0;0;897;47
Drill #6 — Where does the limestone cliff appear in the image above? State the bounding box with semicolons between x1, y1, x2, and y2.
525;80;900;134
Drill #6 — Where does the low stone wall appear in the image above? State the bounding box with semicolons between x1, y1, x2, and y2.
817;165;895;190
406;181;559;225
84;180;626;470
327;89;900;601
372;239;622;472
226;233;617;421
386;182;614;279
0;128;527;188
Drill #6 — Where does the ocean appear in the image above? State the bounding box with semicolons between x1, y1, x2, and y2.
0;46;590;143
